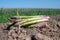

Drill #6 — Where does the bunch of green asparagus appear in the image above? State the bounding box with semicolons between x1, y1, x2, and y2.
20;16;50;27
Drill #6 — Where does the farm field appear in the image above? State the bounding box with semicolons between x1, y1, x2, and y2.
0;15;60;40
0;8;60;40
0;8;60;23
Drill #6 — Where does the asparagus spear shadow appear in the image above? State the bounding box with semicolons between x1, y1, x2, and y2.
4;22;17;30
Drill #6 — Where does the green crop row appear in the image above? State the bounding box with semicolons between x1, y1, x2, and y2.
0;8;60;23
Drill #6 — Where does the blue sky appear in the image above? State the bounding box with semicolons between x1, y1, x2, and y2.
0;0;60;8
